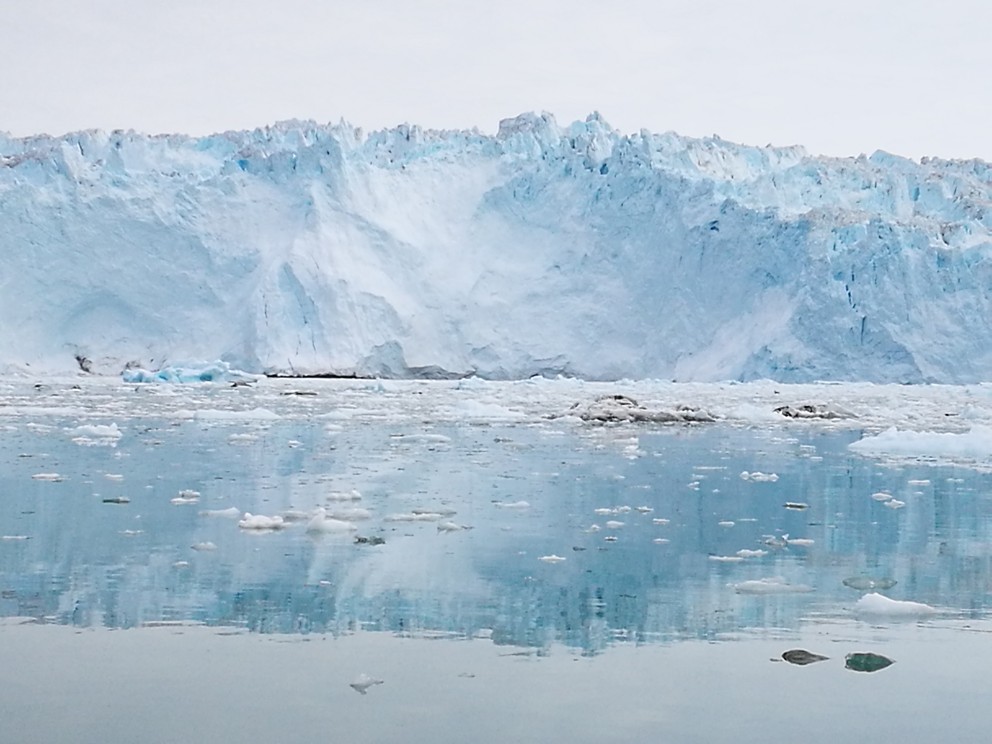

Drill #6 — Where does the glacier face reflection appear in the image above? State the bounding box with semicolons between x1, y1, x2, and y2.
3;406;991;652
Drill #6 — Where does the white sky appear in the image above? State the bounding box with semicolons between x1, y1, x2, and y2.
2;0;989;160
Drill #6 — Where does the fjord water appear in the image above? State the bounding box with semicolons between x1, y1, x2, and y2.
1;381;990;742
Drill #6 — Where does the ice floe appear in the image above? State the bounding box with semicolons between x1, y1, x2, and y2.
734;577;813;594
306;508;359;533
349;673;384;695
849;425;992;464
123;361;256;384
238;513;286;530
854;592;937;617
199;507;241;518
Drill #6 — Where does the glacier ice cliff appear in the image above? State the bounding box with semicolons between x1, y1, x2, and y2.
2;112;991;382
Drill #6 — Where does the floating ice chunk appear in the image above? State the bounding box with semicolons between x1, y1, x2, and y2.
412;507;457;517
735;577;813;594
390;433;451;444
228;433;258;445
709;555;744;562
783;502;808;510
199;506;241;518
604;520;625;529
350;674;384;695
119;529;143;536
586;524;601;532
238;513;286;530
437;521;473;533
1;535;29;541
740;471;779;482
32;473;63;481
102;496;130;504
171;490;200;505
907;479;931;485
635;506;653;513
652;518;670;525
123;361;257;384
71;423;123;447
538;554;566;563
736;549;768;558
191;541;217;551
593;508;615;516
854;592;937;617
849;426;992;460
718;520;735;527
652;538;669;544
762;534;789;549
104;473;125;481
327;489;362;502
384;512;444;522
785;537;814;547
494;500;530;509
883;499;906;509
870;491;892;501
327;507;372;521
615;505;632;513
306;508;359;533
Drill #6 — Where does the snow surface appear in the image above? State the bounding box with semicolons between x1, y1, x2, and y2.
3;113;992;382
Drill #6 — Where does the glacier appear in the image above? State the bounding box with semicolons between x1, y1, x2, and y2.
2;111;991;382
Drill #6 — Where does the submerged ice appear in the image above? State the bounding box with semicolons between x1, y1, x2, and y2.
2;113;992;383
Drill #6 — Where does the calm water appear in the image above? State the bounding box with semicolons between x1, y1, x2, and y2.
2;387;991;742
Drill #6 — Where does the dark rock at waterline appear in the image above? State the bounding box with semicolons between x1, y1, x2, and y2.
782;649;829;666
845;652;894;673
842;576;897;591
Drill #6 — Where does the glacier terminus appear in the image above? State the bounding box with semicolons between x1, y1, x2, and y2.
2;112;990;383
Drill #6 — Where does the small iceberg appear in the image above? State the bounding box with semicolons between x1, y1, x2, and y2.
71;423;123;446
32;473;63;482
171;489;201;505
238;513;286;531
199;506;241;518
734;577;813;594
538;554;567;563
854;592;936;617
350;673;384;695
306;508;358;533
123;360;257;384
437;521;473;533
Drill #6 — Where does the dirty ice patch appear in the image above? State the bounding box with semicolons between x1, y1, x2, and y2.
849;425;992;464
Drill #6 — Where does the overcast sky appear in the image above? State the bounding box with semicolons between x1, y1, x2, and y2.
2;0;989;160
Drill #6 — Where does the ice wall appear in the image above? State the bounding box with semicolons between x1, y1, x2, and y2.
2;113;991;382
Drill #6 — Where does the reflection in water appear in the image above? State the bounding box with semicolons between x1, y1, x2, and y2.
2;414;992;653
